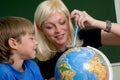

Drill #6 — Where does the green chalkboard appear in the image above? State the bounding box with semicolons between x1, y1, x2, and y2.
0;0;119;63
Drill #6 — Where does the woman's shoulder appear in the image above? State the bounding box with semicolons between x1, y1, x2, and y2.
79;28;102;48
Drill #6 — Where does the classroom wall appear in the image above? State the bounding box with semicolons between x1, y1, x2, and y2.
0;0;119;63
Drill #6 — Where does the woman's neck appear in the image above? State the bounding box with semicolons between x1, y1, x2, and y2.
57;44;67;52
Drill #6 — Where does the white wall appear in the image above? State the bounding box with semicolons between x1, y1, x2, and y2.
112;63;120;80
114;0;120;23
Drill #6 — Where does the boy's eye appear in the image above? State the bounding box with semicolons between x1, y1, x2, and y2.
31;37;34;40
30;35;35;40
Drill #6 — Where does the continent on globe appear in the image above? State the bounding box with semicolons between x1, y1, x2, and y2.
59;62;75;80
88;56;107;80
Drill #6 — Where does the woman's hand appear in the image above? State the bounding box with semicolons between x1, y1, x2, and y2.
71;9;97;29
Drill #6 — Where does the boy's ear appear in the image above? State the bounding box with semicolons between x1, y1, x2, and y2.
8;38;18;49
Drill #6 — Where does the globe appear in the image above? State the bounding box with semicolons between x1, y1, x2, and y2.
54;46;113;80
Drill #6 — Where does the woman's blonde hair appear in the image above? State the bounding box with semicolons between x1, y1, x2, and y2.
34;0;82;61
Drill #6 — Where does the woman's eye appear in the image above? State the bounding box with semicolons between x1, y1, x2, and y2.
60;20;66;25
45;25;54;29
46;26;53;29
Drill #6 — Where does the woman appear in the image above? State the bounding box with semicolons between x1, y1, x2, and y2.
34;0;120;79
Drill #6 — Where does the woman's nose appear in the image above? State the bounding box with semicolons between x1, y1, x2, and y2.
55;26;61;33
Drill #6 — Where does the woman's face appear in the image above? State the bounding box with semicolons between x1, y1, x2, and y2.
42;12;69;48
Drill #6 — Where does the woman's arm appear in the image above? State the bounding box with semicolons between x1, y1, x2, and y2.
71;9;120;45
101;30;120;45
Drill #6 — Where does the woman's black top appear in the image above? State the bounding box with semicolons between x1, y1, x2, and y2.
37;28;102;79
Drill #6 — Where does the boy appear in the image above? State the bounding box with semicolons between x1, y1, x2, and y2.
0;16;43;80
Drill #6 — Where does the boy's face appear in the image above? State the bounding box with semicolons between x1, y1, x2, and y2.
15;33;37;60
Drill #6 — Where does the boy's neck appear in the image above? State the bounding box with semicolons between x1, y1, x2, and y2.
12;60;24;72
10;55;24;72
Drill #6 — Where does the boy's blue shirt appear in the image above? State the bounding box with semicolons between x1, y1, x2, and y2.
0;60;43;80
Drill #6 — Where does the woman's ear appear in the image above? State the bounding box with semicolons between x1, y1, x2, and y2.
8;38;18;49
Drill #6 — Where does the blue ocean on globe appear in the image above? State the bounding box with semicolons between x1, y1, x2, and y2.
54;46;112;80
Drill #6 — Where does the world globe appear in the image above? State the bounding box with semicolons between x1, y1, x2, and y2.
54;46;113;80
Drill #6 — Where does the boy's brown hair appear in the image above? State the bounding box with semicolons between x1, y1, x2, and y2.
0;16;34;63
